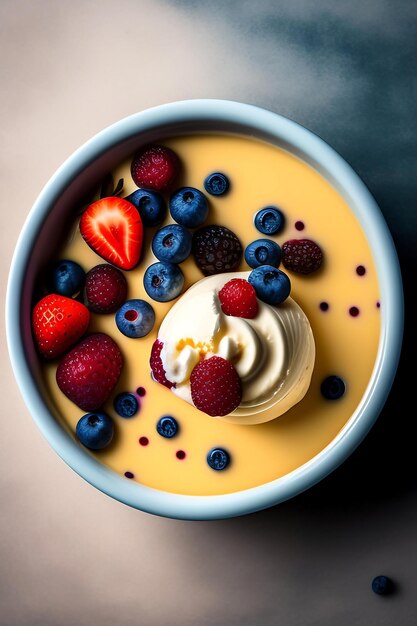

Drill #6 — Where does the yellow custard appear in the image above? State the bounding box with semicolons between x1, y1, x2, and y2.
41;133;380;496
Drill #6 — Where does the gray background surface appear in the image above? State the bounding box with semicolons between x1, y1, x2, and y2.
1;1;416;624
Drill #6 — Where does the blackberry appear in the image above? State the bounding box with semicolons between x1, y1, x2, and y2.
192;225;243;276
282;239;323;274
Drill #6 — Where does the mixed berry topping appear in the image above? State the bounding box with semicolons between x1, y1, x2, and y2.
130;144;180;191
115;299;155;338
85;264;127;314
192;224;243;276
32;138;381;487
281;238;323;275
204;172;230;196
254;207;284;235
190;356;242;417
218;278;259;319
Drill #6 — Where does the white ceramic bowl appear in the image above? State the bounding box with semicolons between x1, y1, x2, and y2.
6;100;403;520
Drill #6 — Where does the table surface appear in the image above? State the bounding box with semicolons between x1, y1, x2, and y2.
1;1;416;625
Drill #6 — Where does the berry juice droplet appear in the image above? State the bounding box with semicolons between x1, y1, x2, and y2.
176;450;186;460
124;471;134;479
376;301;380;308
136;387;146;397
295;220;305;231
349;306;360;317
139;436;149;446
356;265;366;276
319;301;329;312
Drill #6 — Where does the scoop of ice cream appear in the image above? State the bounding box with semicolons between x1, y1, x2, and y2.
156;272;315;425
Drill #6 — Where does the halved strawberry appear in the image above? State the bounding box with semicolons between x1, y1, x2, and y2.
80;197;143;270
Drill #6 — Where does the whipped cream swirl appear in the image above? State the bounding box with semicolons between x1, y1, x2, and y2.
158;272;315;425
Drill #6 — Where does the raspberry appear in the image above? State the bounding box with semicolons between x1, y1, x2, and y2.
131;144;180;191
190;356;242;417
56;333;123;411
218;278;258;319
85;264;127;313
192;225;242;276
150;339;176;389
281;239;323;274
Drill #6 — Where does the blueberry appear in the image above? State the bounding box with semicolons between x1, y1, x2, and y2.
76;412;114;450
156;415;179;438
245;239;282;269
143;262;184;302
248;265;291;305
152;224;192;264
125;188;166;227
170;187;209;228
254;207;284;235
46;259;85;297
115;299;155;338
372;576;394;595
204;172;230;196
320;376;346;400
207;448;230;471
113;392;139;418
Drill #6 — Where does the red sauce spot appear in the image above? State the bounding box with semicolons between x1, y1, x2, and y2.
349;306;360;317
124;471;134;479
176;450;186;460
139;436;149;446
295;220;305;231
356;265;366;276
125;310;138;321
136;387;146;397
319;301;329;311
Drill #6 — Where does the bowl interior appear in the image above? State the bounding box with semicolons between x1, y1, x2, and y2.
8;100;403;520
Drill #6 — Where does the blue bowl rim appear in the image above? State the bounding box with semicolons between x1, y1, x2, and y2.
5;99;404;520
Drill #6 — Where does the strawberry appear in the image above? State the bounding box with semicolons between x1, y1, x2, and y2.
190;356;242;417
80;197;143;270
281;239;323;274
149;339;176;389
131;144;180;192
56;333;123;411
218;278;258;319
32;294;90;360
